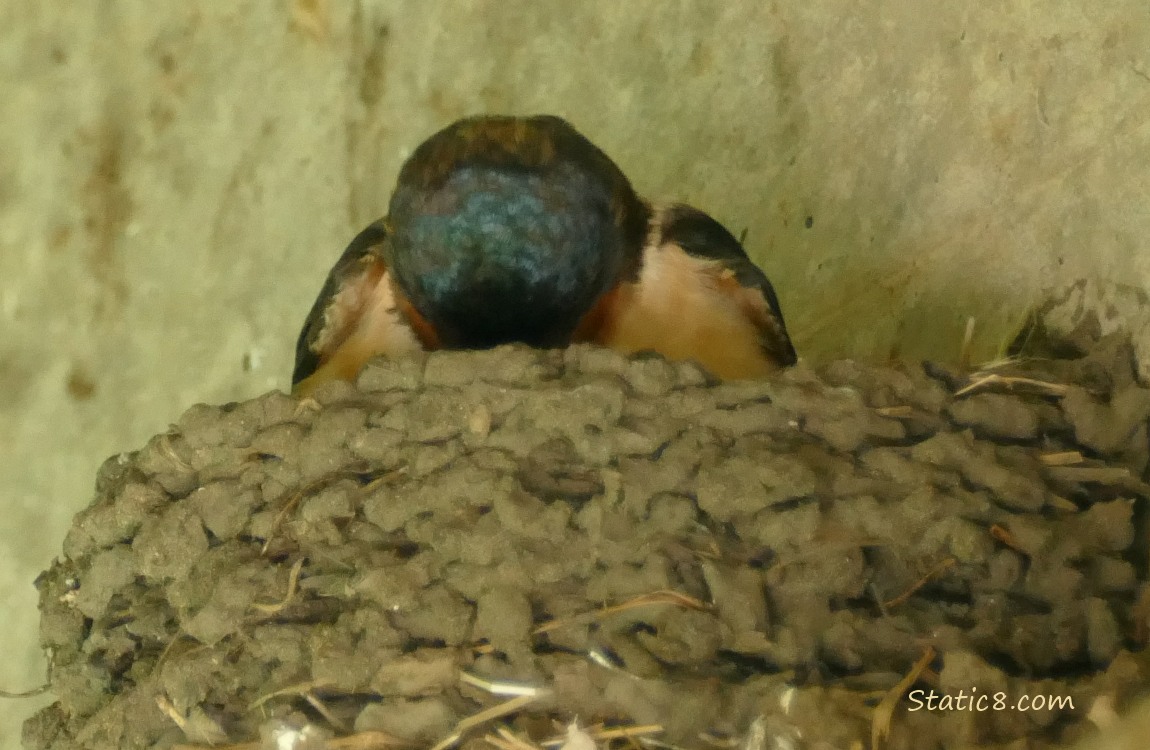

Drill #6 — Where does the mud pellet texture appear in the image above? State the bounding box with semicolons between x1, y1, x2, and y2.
25;338;1150;750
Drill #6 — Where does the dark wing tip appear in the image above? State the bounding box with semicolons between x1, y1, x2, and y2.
657;204;798;366
292;219;390;387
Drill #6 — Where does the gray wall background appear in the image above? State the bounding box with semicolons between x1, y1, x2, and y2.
2;1;1148;745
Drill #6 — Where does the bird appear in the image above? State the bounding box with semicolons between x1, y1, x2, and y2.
291;114;797;397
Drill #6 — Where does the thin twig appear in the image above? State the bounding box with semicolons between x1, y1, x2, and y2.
457;695;539;733
248;679;336;712
959;317;976;370
251;558;306;614
262;479;328;554
460;671;544;697
305;690;348;733
429;695;539;750
488;726;543;750
156;696;188;732
359;466;409;494
882;559;956;610
872;647;935;750
328;731;414;749
639;739;699;750
484;734;525;750
1039;450;1083;466
540;724;663;747
0;683;49;699
533;590;708;635
954;373;1069;398
261;467;394;554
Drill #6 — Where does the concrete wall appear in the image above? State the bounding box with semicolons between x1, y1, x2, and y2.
2;1;1148;746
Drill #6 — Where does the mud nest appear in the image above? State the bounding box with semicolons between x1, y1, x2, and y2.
24;335;1150;750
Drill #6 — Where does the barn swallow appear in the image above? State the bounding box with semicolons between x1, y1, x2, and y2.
292;115;796;397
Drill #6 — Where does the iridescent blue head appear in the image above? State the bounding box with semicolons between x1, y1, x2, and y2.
385;115;649;348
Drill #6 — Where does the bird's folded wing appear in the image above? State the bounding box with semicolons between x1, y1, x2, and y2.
292;220;425;396
579;204;797;379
